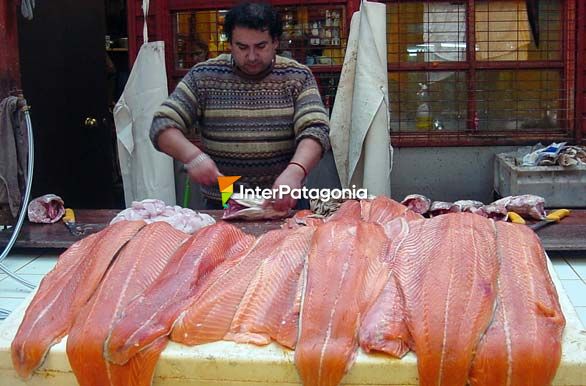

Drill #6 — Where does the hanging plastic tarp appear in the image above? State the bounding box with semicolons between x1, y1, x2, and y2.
329;0;392;197
114;0;176;207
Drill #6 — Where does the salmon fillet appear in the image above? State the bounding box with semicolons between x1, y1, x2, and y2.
469;222;565;386
360;199;372;218
66;222;189;386
171;228;294;345
394;213;499;386
105;222;254;365
105;336;168;386
225;226;315;349
276;267;307;348
326;200;362;222
359;218;412;358
11;220;145;379
359;274;412;358
366;195;423;224
295;220;389;386
282;210;324;229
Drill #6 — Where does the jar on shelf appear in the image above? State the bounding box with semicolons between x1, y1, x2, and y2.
332;11;340;27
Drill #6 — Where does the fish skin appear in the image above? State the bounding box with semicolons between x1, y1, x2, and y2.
394;213;499;386
66;222;189;386
171;228;294;346
295;220;389;386
225;226;315;349
11;220;145;380
469;221;565;386
222;195;291;220
105;222;254;365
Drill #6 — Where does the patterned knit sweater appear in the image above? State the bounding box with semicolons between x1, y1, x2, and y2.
151;54;331;201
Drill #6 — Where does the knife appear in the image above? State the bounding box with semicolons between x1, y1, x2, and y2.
529;209;571;231
62;208;84;236
62;208;104;236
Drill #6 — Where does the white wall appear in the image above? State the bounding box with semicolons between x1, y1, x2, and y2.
390;146;518;203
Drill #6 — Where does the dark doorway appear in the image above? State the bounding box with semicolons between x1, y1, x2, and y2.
18;0;124;209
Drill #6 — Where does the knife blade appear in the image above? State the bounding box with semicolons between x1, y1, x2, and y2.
62;208;84;236
62;208;105;236
529;209;570;231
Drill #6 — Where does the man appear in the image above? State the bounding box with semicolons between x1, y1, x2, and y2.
150;2;330;210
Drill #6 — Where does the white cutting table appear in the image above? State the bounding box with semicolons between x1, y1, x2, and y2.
0;258;584;385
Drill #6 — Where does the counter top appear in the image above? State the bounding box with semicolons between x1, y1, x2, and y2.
0;210;282;249
1;209;586;251
0;258;584;385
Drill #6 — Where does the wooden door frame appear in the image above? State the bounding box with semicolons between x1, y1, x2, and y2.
576;0;585;143
0;0;21;97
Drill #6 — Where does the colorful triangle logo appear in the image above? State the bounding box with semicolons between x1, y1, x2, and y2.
218;176;241;208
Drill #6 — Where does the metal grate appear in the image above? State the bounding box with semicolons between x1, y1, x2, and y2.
385;0;567;137
173;10;230;70
476;70;563;131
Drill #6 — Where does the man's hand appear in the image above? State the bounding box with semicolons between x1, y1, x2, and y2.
268;137;322;210
270;163;306;211
185;153;222;186
157;128;222;185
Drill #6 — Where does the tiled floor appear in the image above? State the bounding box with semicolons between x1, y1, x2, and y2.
0;249;585;328
0;249;60;319
550;252;586;325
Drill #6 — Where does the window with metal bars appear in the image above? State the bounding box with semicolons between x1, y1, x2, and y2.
385;0;575;146
171;5;347;114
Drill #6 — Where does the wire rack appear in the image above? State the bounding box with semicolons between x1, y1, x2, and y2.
384;0;568;137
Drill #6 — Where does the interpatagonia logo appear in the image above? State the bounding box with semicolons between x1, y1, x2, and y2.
218;176;241;208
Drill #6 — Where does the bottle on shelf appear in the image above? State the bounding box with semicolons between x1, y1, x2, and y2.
415;83;432;131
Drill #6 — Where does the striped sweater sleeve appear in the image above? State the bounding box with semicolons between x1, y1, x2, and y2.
150;68;201;150
293;70;331;155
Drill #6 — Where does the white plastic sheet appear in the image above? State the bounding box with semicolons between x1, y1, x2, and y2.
329;0;392;197
113;0;176;207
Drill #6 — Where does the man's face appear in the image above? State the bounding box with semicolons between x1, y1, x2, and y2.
230;26;278;76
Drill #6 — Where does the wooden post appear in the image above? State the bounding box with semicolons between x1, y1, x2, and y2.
577;0;585;143
0;0;21;97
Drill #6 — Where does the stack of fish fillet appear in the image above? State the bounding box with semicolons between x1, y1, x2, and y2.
11;196;565;386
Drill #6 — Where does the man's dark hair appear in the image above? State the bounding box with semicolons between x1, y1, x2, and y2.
224;2;283;42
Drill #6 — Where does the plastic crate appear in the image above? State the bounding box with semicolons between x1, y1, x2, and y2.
494;153;586;208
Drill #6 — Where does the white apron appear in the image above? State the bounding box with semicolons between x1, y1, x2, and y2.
329;0;392;197
114;0;176;207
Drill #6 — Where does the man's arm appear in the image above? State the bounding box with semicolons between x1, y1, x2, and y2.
270;68;331;210
157;128;221;186
271;137;323;211
150;67;222;186
289;137;323;174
